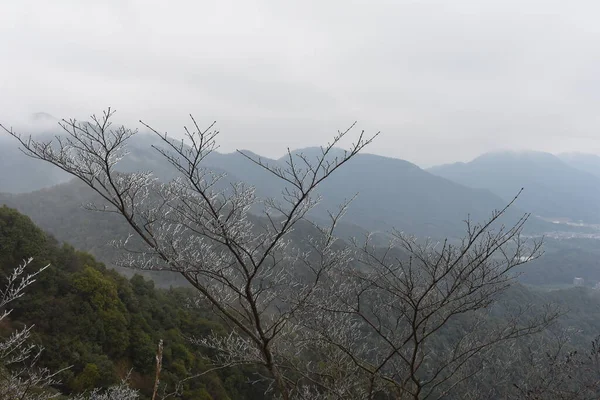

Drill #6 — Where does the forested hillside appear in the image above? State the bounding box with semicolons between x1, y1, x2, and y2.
3;205;600;398
0;178;591;289
0;206;267;399
0;179;363;287
518;238;600;286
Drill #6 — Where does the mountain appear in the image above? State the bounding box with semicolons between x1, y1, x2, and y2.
201;148;549;238
30;111;58;122
558;152;600;178
1;130;560;239
0;135;71;193
0;113;73;193
0;178;370;285
0;129;234;193
0;180;193;287
1;175;590;290
428;151;600;223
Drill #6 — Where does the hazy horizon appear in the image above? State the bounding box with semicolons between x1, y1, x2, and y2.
4;111;600;169
4;1;600;166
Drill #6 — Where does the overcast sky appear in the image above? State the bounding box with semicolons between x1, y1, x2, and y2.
2;0;600;166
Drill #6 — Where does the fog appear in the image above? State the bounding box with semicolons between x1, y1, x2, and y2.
2;0;600;166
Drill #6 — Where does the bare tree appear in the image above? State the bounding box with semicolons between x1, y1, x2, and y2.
0;110;564;399
300;197;561;399
2;109;377;399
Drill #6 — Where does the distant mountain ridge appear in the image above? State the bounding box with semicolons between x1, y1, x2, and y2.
199;146;547;238
0;137;71;193
429;150;600;223
0;129;559;240
557;152;600;178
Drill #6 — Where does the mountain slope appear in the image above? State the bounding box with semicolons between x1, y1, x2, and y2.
0;114;74;193
0;206;266;399
0;135;71;193
558;152;600;178
1;128;554;238
429;151;600;223
198;147;544;238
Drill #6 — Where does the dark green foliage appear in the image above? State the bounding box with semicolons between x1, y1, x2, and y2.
0;206;267;399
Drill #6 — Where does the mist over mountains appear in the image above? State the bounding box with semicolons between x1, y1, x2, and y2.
5;118;600;237
1;129;554;239
3;121;600;288
9;1;600;396
429;150;600;224
558;152;600;179
4;118;600;397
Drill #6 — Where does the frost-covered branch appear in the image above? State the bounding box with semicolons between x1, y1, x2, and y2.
3;109;378;399
3;109;574;399
0;259;63;400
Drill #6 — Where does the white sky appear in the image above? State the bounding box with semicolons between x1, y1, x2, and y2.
2;0;600;166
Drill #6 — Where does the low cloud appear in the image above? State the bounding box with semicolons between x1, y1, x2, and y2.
2;0;600;166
